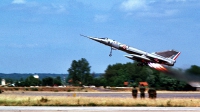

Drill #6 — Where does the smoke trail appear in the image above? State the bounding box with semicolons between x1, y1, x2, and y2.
148;63;200;87
164;67;200;87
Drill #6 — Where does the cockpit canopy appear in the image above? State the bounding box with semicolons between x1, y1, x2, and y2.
100;38;108;40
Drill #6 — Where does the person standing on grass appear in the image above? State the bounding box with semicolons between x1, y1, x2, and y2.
132;86;138;99
139;84;146;99
148;88;157;99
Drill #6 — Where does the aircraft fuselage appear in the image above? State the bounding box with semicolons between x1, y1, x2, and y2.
81;35;180;66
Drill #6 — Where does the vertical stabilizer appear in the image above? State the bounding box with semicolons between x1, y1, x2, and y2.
154;50;181;60
171;52;181;60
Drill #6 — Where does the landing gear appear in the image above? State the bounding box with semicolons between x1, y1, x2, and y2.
109;47;117;57
109;47;113;57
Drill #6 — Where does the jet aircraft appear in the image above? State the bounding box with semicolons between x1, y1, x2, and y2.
81;34;180;66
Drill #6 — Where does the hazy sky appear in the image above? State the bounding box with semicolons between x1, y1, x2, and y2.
0;0;200;73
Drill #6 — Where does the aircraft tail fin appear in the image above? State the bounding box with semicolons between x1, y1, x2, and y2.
170;51;181;60
154;50;181;60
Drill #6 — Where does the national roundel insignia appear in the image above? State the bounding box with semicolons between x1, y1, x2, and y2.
122;45;126;50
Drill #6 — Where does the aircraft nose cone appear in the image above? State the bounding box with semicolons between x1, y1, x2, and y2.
80;34;104;43
89;37;104;42
81;34;109;46
87;37;108;45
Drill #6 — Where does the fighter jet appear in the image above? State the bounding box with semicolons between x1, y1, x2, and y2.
81;34;180;66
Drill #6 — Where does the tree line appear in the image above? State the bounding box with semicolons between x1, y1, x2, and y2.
2;58;200;91
67;58;200;91
2;76;62;87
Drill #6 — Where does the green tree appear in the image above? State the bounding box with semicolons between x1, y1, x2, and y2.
101;61;190;90
67;58;92;85
186;65;200;75
42;77;53;86
5;78;14;84
53;76;62;86
42;76;62;86
103;62;151;87
24;75;41;86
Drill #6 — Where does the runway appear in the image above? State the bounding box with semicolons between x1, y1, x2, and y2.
0;106;200;112
4;91;200;98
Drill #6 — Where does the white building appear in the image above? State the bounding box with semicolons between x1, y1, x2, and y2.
1;79;6;85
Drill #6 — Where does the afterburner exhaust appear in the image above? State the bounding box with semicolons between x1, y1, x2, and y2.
148;63;168;72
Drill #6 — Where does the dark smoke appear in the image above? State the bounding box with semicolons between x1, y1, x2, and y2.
164;67;200;87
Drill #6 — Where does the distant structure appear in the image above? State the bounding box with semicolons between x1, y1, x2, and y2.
139;82;148;87
33;75;39;79
1;79;6;86
124;82;128;86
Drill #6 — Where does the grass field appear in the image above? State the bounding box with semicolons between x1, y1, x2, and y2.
0;87;199;106
0;94;199;107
